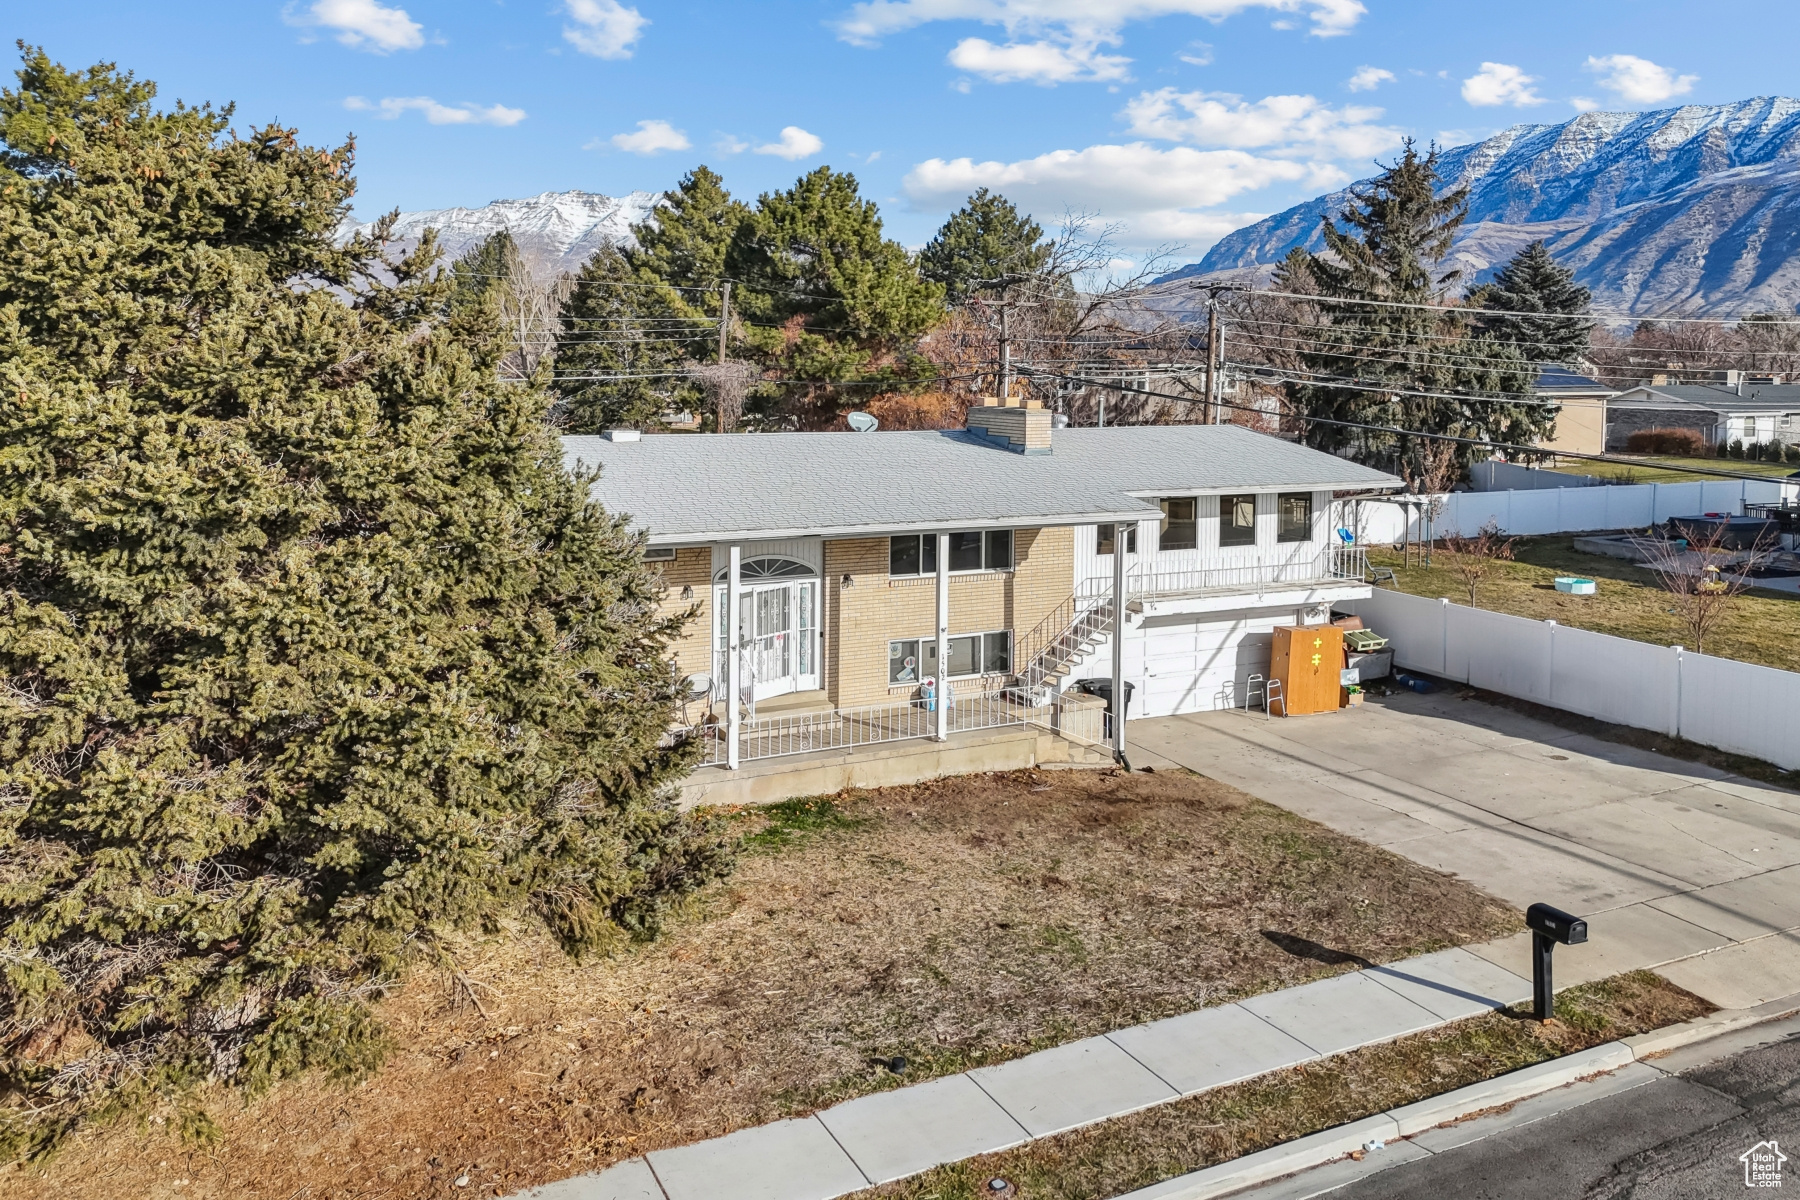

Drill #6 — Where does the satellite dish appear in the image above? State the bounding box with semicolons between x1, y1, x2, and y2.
847;412;880;433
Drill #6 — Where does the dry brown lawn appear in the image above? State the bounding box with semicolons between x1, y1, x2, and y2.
7;768;1520;1200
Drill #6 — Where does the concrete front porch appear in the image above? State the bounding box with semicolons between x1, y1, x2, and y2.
676;721;1112;809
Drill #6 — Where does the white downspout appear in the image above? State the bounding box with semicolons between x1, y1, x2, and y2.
935;532;950;741
726;544;742;769
1111;529;1128;765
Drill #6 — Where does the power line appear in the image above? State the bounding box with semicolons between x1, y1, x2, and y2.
1248;288;1800;326
1027;367;1795;485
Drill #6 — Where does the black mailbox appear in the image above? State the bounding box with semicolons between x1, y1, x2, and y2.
1526;904;1588;946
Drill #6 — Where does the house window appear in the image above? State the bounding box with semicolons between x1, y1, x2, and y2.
1096;523;1138;555
888;630;1012;684
1159;498;1197;550
1219;494;1257;547
1277;493;1314;543
643;545;676;561
889;531;1013;576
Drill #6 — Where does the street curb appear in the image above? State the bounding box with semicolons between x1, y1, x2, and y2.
1111;996;1800;1200
1111;1117;1400;1200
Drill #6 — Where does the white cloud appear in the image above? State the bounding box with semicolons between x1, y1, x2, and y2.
287;0;424;53
755;126;825;160
1461;62;1544;107
904;142;1337;246
836;0;1366;46
948;37;1131;83
1584;54;1698;104
1570;96;1600;113
1122;89;1402;159
1180;41;1214;66
343;96;527;126
715;134;752;155
607;119;691;154
1346;65;1393;92
562;0;647;59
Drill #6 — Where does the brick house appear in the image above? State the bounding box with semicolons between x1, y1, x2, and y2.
1605;382;1800;450
563;402;1401;768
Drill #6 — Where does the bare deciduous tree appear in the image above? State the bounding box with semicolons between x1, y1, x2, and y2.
1438;519;1517;608
692;360;758;433
1638;524;1778;654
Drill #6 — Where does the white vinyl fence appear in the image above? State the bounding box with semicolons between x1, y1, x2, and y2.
1339;589;1800;771
1357;477;1797;542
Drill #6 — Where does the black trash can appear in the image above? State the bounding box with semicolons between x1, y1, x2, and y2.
1076;678;1135;739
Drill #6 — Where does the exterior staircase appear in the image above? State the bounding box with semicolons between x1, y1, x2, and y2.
1010;579;1119;703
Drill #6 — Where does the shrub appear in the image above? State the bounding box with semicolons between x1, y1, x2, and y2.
1624;427;1707;456
0;49;731;1155
1729;438;1746;459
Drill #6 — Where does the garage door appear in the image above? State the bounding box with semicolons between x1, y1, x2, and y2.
1132;607;1297;718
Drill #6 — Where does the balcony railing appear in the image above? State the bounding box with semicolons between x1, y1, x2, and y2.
1095;544;1368;601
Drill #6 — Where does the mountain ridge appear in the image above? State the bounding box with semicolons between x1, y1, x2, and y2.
345;189;661;276
1161;97;1800;317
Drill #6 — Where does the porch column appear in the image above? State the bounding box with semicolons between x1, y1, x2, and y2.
1111;525;1128;765
934;532;950;741
726;544;742;769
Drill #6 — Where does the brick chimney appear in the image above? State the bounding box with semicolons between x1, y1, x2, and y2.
964;396;1052;454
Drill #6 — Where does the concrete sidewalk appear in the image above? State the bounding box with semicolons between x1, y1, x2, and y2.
1131;692;1800;1009
521;945;1537;1200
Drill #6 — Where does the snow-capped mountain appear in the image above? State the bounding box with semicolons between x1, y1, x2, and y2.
346;190;661;275
1160;97;1800;317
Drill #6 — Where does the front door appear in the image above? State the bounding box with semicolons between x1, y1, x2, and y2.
715;577;819;701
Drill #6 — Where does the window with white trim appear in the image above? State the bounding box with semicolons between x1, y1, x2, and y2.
889;530;1013;576
1096;522;1137;555
1277;493;1314;543
888;630;1012;684
1159;498;1197;550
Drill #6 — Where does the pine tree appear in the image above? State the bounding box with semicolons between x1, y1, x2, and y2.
726;166;945;428
554;243;697;431
551;167;746;431
919;188;1050;304
0;48;729;1152
1284;141;1542;480
1471;240;1594;366
627;164;749;320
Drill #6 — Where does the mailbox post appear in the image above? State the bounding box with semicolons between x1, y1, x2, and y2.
1525;903;1588;1022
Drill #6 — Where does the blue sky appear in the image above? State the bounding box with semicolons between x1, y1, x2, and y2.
14;1;1800;259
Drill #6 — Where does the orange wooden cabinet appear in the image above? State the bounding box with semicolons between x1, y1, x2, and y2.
1269;625;1345;715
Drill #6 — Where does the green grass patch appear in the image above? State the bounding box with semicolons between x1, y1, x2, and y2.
1561;455;1799;483
738;794;873;853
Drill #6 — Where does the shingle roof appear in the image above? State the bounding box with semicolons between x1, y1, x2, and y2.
1614;384;1800;412
564;425;1402;544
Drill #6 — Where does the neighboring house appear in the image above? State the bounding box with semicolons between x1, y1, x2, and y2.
564;403;1402;751
1534;366;1616;456
1606;382;1800;450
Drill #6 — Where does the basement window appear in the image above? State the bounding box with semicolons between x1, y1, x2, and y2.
888;630;1013;684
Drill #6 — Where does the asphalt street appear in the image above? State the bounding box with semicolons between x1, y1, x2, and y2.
1331;1029;1800;1199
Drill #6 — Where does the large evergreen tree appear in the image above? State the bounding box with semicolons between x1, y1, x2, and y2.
1283;142;1543;480
725;166;945;428
552;167;748;432
1470;239;1594;366
0;49;727;1152
919;188;1051;304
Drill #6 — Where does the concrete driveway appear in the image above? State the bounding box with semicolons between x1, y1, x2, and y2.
1129;691;1800;1011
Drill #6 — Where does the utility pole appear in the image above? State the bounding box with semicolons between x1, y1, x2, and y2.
1194;283;1233;424
718;281;731;364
